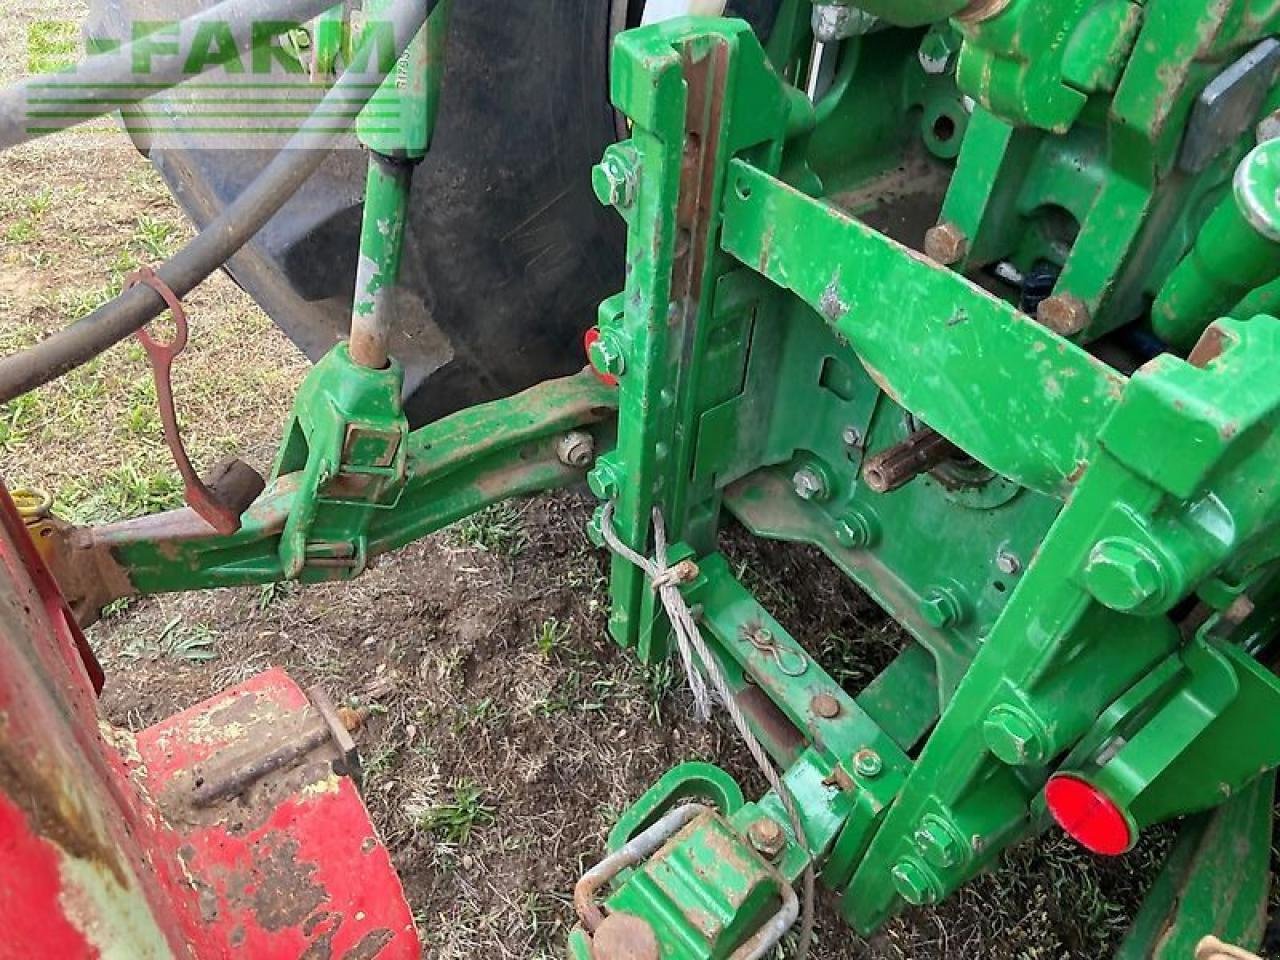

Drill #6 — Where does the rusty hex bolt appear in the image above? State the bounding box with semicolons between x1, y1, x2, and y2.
748;817;788;859
892;857;941;906
1037;294;1090;337
591;912;660;960
983;704;1050;766
592;143;640;209
556;431;596;469
1083;537;1169;613
812;693;842;719
924;222;968;266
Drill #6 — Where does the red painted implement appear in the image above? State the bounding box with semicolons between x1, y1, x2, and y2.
0;483;418;959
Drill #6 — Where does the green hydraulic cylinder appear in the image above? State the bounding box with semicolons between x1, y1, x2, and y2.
348;0;452;370
350;156;414;370
1152;138;1280;352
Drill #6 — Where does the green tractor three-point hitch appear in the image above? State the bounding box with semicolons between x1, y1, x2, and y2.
4;1;1280;957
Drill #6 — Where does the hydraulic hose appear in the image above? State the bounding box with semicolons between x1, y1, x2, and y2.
0;0;437;404
0;0;341;151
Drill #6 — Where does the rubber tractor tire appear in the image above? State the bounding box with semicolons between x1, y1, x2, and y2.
85;0;781;425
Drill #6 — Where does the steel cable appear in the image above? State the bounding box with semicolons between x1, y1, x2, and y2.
601;501;816;960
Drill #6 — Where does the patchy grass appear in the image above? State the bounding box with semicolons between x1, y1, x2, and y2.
450;501;529;556
26;19;79;74
406;781;496;845
534;616;571;658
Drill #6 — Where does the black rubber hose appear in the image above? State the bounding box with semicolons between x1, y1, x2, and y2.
0;0;342;151
0;0;436;404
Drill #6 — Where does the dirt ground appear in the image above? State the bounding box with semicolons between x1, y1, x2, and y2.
0;6;1271;959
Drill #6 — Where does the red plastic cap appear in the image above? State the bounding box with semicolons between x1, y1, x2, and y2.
583;327;618;387
1045;774;1134;856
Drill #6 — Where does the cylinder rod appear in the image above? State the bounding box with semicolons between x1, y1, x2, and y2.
349;154;413;369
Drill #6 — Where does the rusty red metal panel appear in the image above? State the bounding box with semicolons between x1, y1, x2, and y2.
133;669;420;959
0;483;418;959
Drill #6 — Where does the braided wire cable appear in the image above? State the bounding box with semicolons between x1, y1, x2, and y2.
600;501;815;959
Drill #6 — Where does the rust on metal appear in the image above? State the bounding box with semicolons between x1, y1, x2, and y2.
811;693;842;719
590;913;661;960
189;687;364;809
127;266;245;536
956;0;1014;22
225;833;329;932
747;817;787;859
1036;293;1090;337
0;716;129;887
862;426;964;494
671;40;730;310
923;222;968;266
1188;324;1233;369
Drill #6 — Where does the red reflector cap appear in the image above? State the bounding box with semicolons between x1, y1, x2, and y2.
1045;774;1135;856
583;328;618;387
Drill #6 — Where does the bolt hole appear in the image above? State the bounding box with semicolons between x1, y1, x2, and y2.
993;581;1006;593
932;114;957;143
735;179;752;201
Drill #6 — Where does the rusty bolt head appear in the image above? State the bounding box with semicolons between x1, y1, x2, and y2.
923;223;968;266
556;431;596;469
812;693;842;719
591;912;660;960
1037;294;1090;337
748;817;788;859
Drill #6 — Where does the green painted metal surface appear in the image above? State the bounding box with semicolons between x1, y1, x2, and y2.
105;367;616;593
39;2;1280;956
573;8;1280;957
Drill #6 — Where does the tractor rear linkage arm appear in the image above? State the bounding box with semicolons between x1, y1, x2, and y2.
9;3;1280;960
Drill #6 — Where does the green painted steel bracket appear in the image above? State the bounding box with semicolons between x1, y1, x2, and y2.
720;157;1125;498
842;314;1280;930
81;367;616;600
588;11;1280;953
1114;769;1275;958
586;17;792;664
